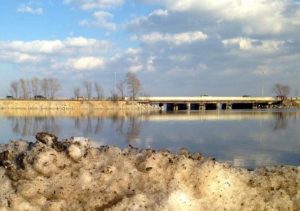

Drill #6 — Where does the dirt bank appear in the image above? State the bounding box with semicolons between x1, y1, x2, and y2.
0;133;299;210
0;100;157;111
283;99;300;108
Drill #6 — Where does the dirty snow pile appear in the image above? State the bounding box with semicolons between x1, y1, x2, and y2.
0;133;300;211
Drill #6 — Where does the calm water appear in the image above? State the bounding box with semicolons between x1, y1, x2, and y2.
1;109;300;169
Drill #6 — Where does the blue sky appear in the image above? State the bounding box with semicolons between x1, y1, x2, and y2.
1;0;300;97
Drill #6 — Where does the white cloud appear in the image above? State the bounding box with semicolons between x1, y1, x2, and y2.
0;37;110;73
64;0;124;10
1;40;64;54
126;8;169;30
150;0;300;34
222;37;284;54
128;64;143;73
67;57;105;70
15;53;40;63
150;9;168;17
140;31;207;45
126;48;141;55
17;5;43;15
0;37;110;57
146;56;155;72
80;11;116;31
0;52;42;64
64;37;99;47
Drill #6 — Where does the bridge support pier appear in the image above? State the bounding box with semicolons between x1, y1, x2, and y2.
226;103;232;110
174;104;178;111
136;97;280;111
187;103;191;111
199;103;206;110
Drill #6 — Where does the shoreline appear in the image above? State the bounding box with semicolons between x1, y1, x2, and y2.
0;99;299;111
1;133;299;210
0;99;159;111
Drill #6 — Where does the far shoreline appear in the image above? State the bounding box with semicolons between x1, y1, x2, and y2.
0;99;159;111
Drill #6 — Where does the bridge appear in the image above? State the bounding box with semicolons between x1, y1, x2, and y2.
136;96;282;111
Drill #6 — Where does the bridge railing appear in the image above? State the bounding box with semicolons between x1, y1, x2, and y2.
136;96;278;102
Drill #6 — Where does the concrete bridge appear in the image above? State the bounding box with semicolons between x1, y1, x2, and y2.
136;96;282;111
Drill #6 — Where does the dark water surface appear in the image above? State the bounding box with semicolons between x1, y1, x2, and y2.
1;109;300;168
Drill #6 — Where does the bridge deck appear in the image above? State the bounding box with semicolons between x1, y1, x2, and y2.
136;96;279;103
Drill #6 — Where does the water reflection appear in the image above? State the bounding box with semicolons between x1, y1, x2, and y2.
8;116;60;136
6;113;143;145
271;111;291;131
1;109;300;168
74;117;104;136
126;117;141;144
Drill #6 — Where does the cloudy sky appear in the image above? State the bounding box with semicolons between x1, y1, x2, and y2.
1;0;300;97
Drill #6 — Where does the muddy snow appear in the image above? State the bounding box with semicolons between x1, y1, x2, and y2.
0;133;299;211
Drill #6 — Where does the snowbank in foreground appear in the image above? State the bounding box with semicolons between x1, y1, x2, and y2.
0;133;299;211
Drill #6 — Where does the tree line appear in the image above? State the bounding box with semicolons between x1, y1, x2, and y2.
8;75;292;101
9;77;61;99
8;72;142;100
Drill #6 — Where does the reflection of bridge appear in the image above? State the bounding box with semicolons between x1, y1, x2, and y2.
137;96;281;111
138;112;276;122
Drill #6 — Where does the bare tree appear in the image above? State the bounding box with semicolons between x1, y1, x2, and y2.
48;78;61;99
272;83;290;100
41;78;50;98
83;81;93;99
94;82;103;100
9;80;19;98
110;89;119;101
19;79;29;99
116;79;126;99
26;79;32;98
73;86;81;99
126;72;141;100
31;77;41;97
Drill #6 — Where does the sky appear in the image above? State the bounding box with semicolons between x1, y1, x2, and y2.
0;0;300;97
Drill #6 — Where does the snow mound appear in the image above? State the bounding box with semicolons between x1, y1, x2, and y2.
0;132;299;210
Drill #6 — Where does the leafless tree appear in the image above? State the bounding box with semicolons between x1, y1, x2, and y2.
48;78;61;99
31;77;41;97
116;79;126;99
126;72;141;100
110;89;119;101
41;78;50;98
94;82;103;100
73;86;81;99
272;83;290;100
9;80;19;98
19;79;29;99
83;80;93;99
26;79;33;98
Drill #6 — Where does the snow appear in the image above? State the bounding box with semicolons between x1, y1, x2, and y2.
0;132;300;210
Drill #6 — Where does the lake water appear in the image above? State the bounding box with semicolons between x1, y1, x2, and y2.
0;109;300;169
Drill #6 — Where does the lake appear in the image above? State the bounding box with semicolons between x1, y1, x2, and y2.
0;109;300;169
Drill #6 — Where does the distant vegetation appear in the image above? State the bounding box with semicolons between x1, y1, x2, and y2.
272;83;290;100
7;72;143;100
9;77;60;99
